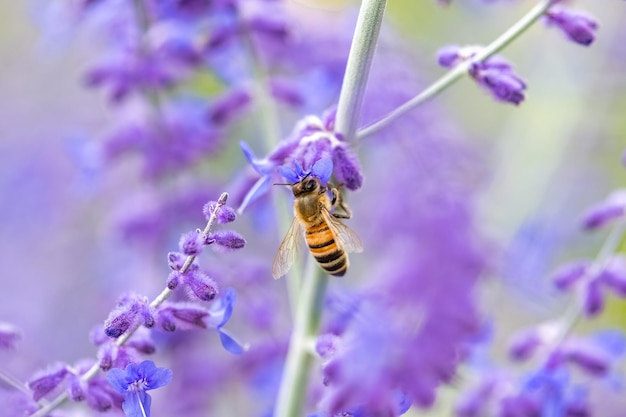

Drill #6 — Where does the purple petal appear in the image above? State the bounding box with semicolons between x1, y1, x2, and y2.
28;365;70;401
332;146;363;191
581;279;604;317
580;191;626;230
509;328;542;362
552;260;590;291
206;230;246;252
545;6;598;46
203;201;237;223
167;252;186;271
207;88;251;125
436;45;462;68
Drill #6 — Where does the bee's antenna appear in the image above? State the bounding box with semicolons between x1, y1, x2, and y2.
273;182;293;186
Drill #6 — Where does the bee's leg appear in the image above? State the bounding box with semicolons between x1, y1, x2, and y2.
330;186;352;219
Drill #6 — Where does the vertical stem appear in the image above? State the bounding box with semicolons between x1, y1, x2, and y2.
274;2;387;416
335;0;387;141
274;263;328;417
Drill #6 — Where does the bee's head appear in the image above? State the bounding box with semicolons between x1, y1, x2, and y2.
291;174;322;197
275;158;333;196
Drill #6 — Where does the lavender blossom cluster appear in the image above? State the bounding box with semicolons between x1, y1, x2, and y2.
1;0;624;417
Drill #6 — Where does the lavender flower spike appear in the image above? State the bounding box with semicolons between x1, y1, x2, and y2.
107;360;172;417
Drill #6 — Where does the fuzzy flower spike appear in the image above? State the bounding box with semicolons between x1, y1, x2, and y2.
278;158;334;186
107;360;172;417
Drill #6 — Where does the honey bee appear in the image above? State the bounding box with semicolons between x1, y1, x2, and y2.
272;160;363;279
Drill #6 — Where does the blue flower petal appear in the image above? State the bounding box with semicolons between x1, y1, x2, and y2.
123;391;152;417
311;158;333;184
219;328;247;355
146;367;173;390
135;360;156;377
106;368;130;394
278;164;300;184
218;288;237;328
294;160;306;178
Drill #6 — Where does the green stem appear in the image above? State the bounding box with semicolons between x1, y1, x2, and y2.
29;194;230;417
357;0;553;140
274;264;328;417
274;2;387;416
335;0;388;141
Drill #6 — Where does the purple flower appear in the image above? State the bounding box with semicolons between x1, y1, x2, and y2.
544;5;598;46
598;255;626;297
469;58;526;105
436;45;481;68
207;87;252;125
167;251;197;272
27;364;70;401
580;190;626;230
0;322;20;350
237;115;364;213
203;200;237;224
205;230;247;252
179;230;203;256
436;46;526;105
104;294;153;338
581;278;605;317
552;260;591;290
107;360;172;417
169;270;219;301
156;302;210;330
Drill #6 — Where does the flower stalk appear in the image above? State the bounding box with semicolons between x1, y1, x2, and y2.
273;1;387;416
29;193;231;417
357;0;553;140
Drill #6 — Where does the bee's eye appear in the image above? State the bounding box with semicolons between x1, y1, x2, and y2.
304;179;316;191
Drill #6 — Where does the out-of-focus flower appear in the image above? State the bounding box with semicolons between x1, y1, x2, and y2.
580;190;626;230
437;46;526;105
0;322;20;350
107;360;173;417
28;363;70;401
544;5;598;46
549;254;626;317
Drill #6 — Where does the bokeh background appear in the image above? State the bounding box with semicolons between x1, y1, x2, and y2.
1;0;625;415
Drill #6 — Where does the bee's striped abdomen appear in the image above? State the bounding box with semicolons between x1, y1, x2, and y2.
305;221;348;276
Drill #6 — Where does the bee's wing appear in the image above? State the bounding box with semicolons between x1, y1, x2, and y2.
321;206;364;254
272;217;303;279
